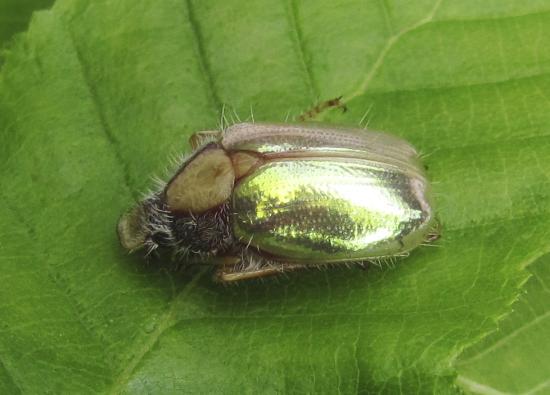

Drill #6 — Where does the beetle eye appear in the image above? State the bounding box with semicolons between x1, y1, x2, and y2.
165;147;235;214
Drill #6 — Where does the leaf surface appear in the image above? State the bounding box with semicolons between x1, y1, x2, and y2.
0;0;54;48
1;0;550;393
457;254;550;395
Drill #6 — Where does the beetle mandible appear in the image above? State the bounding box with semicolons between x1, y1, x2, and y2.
117;122;437;282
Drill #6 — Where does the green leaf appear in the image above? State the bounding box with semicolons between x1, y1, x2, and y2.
0;0;54;48
456;254;550;395
1;0;549;393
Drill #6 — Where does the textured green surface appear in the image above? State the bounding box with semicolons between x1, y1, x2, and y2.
1;0;550;393
0;0;54;47
457;255;550;395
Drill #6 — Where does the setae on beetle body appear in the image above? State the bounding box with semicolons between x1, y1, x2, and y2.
118;123;437;282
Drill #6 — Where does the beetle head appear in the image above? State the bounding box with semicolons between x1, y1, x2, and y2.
118;143;236;259
117;195;233;259
117;195;174;255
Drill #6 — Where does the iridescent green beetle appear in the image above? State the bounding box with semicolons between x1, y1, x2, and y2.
118;123;437;282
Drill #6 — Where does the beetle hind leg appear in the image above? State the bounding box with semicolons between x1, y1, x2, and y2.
215;263;304;283
213;252;304;283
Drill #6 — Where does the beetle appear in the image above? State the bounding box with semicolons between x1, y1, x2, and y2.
117;122;437;283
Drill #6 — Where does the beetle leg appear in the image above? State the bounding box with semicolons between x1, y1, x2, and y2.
212;250;306;282
425;220;442;243
297;96;347;121
188;130;222;150
214;262;305;283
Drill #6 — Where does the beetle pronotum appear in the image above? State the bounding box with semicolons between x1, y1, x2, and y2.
118;122;437;282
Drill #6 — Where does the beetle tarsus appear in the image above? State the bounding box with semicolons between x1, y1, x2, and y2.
297;96;347;121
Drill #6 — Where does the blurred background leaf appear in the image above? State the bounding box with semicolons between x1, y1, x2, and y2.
0;0;54;47
1;0;549;393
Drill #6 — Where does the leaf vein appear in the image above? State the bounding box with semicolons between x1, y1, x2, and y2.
62;20;136;197
523;377;550;395
344;0;443;102
184;0;223;111
459;309;550;365
107;268;207;395
285;0;318;100
456;375;509;395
